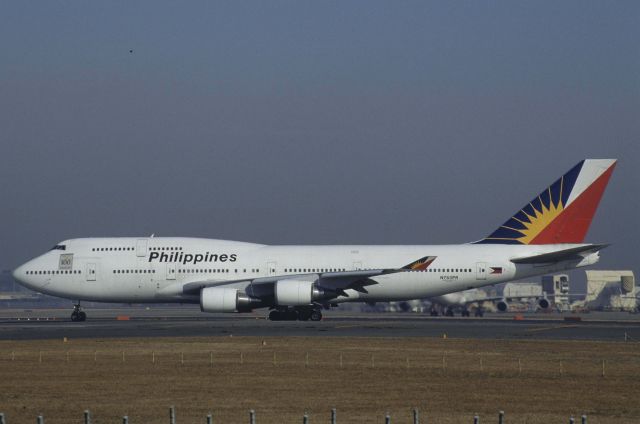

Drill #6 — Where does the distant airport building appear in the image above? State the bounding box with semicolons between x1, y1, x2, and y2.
582;270;637;312
542;274;571;310
503;282;543;299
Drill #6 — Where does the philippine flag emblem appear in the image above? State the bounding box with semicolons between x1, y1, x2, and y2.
490;267;503;274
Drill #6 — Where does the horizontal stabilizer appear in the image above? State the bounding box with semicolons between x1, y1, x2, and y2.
510;244;609;264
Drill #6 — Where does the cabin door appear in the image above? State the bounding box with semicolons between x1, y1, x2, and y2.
475;262;487;280
166;263;176;280
266;262;277;277
136;239;148;257
86;263;97;281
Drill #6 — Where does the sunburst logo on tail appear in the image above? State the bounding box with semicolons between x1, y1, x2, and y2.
510;188;564;244
476;159;616;245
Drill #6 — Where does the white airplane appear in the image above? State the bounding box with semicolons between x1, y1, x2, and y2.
427;288;553;317
12;159;616;322
428;289;496;317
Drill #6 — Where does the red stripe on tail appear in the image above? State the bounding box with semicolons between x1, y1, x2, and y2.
531;163;616;244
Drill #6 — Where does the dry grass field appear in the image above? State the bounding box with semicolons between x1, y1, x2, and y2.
1;336;639;424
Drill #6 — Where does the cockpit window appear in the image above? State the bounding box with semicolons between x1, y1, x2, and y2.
50;245;66;251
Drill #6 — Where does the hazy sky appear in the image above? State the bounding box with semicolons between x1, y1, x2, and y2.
1;1;638;278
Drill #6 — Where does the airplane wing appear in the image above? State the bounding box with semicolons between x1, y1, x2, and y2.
510;244;609;264
182;256;437;296
182;269;393;295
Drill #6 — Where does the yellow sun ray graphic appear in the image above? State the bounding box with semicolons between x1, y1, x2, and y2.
516;188;564;244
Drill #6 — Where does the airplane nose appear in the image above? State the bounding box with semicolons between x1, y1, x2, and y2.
12;262;41;290
12;264;26;283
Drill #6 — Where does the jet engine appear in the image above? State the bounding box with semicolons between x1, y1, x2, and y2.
538;298;550;309
496;299;509;312
274;279;325;306
200;287;253;313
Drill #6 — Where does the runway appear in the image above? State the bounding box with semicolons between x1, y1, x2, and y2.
1;307;639;341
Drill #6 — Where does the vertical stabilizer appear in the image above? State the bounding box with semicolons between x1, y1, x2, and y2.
476;159;616;245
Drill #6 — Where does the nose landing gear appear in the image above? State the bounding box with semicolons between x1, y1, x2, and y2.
71;302;86;322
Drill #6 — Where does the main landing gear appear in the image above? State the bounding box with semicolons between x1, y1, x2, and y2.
71;302;87;322
268;306;323;321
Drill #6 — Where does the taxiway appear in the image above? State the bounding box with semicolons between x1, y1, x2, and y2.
1;307;639;341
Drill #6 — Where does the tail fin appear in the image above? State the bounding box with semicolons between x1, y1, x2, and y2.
476;159;617;245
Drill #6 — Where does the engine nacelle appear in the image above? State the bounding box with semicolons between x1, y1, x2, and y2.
274;279;324;306
538;298;550;309
496;300;509;312
200;287;252;313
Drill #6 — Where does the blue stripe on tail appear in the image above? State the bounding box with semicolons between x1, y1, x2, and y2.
475;160;584;245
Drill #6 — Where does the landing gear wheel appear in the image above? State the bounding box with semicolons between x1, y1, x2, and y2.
268;309;299;321
430;309;439;317
445;308;454;317
474;308;484;317
461;310;470;317
310;310;322;321
297;309;312;321
71;302;85;322
268;310;281;321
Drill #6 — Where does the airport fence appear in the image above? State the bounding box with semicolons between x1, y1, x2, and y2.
1;347;636;379
0;407;591;424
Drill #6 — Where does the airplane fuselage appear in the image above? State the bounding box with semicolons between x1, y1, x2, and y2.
13;237;599;305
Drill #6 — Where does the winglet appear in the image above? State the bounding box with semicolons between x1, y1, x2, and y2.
476;159;616;245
